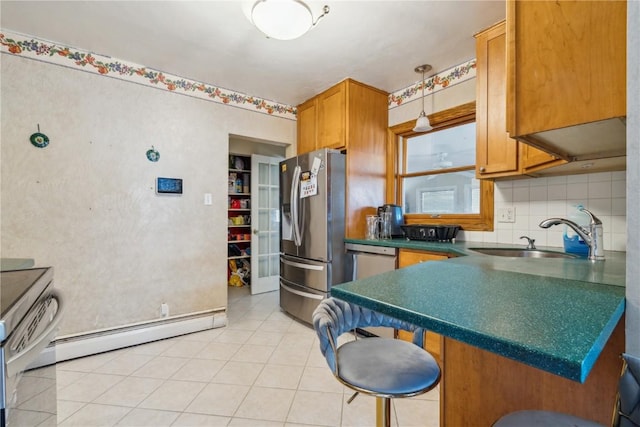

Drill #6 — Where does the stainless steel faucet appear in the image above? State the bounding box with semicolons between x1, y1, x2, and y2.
519;236;536;250
539;207;604;261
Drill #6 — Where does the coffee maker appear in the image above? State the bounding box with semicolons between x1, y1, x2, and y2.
377;204;404;237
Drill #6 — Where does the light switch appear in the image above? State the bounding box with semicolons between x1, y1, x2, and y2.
204;193;212;205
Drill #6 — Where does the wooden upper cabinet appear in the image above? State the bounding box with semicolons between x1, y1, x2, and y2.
317;82;347;150
296;79;388;238
296;79;387;154
475;21;518;177
475;21;565;179
296;99;318;155
519;143;563;174
506;0;626;160
296;81;348;154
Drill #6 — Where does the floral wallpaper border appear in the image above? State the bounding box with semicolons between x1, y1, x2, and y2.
0;30;296;119
388;59;476;109
1;30;476;118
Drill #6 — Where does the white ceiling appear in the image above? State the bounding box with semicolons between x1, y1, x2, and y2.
1;1;505;107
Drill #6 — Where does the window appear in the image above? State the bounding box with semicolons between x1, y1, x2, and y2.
420;186;456;213
386;102;494;231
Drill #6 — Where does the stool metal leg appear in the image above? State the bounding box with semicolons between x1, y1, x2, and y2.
376;397;392;427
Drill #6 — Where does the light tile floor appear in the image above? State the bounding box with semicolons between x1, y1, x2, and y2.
55;286;439;426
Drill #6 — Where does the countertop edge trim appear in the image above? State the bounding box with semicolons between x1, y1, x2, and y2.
580;299;626;383
330;286;622;383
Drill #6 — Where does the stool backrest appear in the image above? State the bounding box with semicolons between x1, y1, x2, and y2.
614;353;640;427
312;297;424;373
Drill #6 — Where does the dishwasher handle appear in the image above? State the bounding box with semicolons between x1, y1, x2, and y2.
344;243;397;256
350;252;358;281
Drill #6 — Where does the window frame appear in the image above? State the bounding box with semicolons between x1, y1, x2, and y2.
386;101;494;231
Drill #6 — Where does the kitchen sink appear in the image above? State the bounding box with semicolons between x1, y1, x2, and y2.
469;248;579;259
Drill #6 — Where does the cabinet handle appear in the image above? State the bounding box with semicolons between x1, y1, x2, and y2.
479;166;486;172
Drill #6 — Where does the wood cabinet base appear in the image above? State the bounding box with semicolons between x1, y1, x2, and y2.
442;318;624;426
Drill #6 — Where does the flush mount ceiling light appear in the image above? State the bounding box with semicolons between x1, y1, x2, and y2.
413;64;433;133
251;0;329;40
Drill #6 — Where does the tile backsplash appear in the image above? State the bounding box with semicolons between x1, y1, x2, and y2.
461;171;627;252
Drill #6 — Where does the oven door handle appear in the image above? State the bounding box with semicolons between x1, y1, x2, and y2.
6;291;64;377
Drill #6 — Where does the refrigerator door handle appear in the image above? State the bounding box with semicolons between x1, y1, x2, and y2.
280;282;324;300
291;165;302;247
281;257;324;271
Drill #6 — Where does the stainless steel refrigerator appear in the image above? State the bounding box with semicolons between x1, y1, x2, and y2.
279;148;346;324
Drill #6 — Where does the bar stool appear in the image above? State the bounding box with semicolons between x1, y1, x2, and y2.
493;353;640;427
312;297;441;427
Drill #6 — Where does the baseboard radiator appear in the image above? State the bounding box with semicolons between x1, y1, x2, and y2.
30;308;227;369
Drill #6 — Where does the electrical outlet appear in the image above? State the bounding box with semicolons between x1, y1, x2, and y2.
498;207;516;223
161;303;169;317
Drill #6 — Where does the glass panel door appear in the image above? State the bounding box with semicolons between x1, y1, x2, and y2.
250;154;282;294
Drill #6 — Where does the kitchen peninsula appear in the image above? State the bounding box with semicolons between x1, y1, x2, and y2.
334;239;625;426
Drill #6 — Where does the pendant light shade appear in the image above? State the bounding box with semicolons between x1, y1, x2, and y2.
413;64;433;132
413;111;432;132
251;0;329;41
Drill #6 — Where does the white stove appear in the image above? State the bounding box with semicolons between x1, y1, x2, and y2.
0;267;64;426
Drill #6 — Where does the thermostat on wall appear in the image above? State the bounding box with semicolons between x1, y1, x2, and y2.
156;177;183;195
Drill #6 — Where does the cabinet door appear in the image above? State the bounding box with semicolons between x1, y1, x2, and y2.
475;21;519;178
398;249;448;268
476;21;566;178
317;82;346;150
507;0;626;137
296;99;317;155
397;248;447;362
519;144;563;173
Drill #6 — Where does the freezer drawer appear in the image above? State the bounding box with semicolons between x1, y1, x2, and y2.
280;254;332;293
279;279;327;325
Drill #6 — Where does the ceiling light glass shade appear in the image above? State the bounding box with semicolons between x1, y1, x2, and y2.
252;0;313;40
413;64;433;133
413;111;433;132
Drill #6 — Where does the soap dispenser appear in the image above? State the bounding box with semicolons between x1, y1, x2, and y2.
563;204;590;255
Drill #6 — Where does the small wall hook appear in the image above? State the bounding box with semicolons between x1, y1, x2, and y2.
146;145;160;162
29;124;50;148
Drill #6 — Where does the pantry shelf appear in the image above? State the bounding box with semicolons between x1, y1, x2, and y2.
228;153;252;287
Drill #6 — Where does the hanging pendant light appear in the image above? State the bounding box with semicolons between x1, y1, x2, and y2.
251;0;330;41
413;64;433;132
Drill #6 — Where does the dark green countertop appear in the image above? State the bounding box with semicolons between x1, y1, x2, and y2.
345;238;626;287
336;238;626;382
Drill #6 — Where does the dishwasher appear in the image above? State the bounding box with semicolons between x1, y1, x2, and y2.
345;243;397;338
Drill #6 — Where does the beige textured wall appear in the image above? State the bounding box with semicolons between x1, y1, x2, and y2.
1;54;295;336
